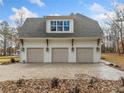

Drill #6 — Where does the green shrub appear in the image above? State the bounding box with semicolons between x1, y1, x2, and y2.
101;57;105;60
11;58;16;63
51;77;59;88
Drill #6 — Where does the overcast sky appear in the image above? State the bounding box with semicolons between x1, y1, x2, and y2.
0;0;123;25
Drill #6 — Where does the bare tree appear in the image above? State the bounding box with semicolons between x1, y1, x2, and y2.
0;21;10;55
15;10;25;28
104;2;124;54
111;23;121;54
13;10;26;50
0;21;18;55
115;7;124;54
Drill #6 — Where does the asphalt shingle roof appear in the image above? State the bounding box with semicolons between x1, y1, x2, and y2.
19;13;102;38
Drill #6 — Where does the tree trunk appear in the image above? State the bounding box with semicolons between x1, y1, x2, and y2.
113;41;117;53
3;36;6;56
120;21;124;54
117;39;121;55
121;41;124;54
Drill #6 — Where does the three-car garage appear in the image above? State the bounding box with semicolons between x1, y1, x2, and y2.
27;48;94;63
19;14;102;64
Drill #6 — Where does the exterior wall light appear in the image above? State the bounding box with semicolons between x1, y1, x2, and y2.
96;47;100;52
21;47;25;52
97;38;100;46
72;47;74;51
46;39;49;52
46;47;49;51
72;39;74;52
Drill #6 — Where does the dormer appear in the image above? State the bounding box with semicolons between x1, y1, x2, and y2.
45;16;74;33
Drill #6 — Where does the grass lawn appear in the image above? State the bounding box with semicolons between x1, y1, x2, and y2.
102;53;124;68
0;56;20;64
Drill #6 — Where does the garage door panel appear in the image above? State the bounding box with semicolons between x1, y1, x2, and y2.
77;48;93;62
52;48;68;62
27;48;44;62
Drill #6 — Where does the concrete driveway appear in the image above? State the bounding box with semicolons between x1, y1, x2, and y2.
0;63;124;81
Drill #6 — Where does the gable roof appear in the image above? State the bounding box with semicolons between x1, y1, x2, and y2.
19;13;102;38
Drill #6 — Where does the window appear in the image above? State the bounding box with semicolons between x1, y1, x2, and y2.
51;21;56;31
64;21;70;31
50;20;70;32
57;21;63;31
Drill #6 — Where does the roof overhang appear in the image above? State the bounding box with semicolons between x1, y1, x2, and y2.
19;37;101;40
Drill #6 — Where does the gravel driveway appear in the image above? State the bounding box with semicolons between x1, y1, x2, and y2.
0;63;124;81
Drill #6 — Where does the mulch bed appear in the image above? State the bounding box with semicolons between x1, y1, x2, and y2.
0;74;123;93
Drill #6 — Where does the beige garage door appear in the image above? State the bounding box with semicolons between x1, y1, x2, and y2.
77;48;93;62
27;48;44;62
52;48;68;62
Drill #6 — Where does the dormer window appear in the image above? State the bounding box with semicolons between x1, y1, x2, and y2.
46;19;73;33
50;20;70;32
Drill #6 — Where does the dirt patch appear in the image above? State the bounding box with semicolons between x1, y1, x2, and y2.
102;53;124;70
0;74;122;93
102;60;124;71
